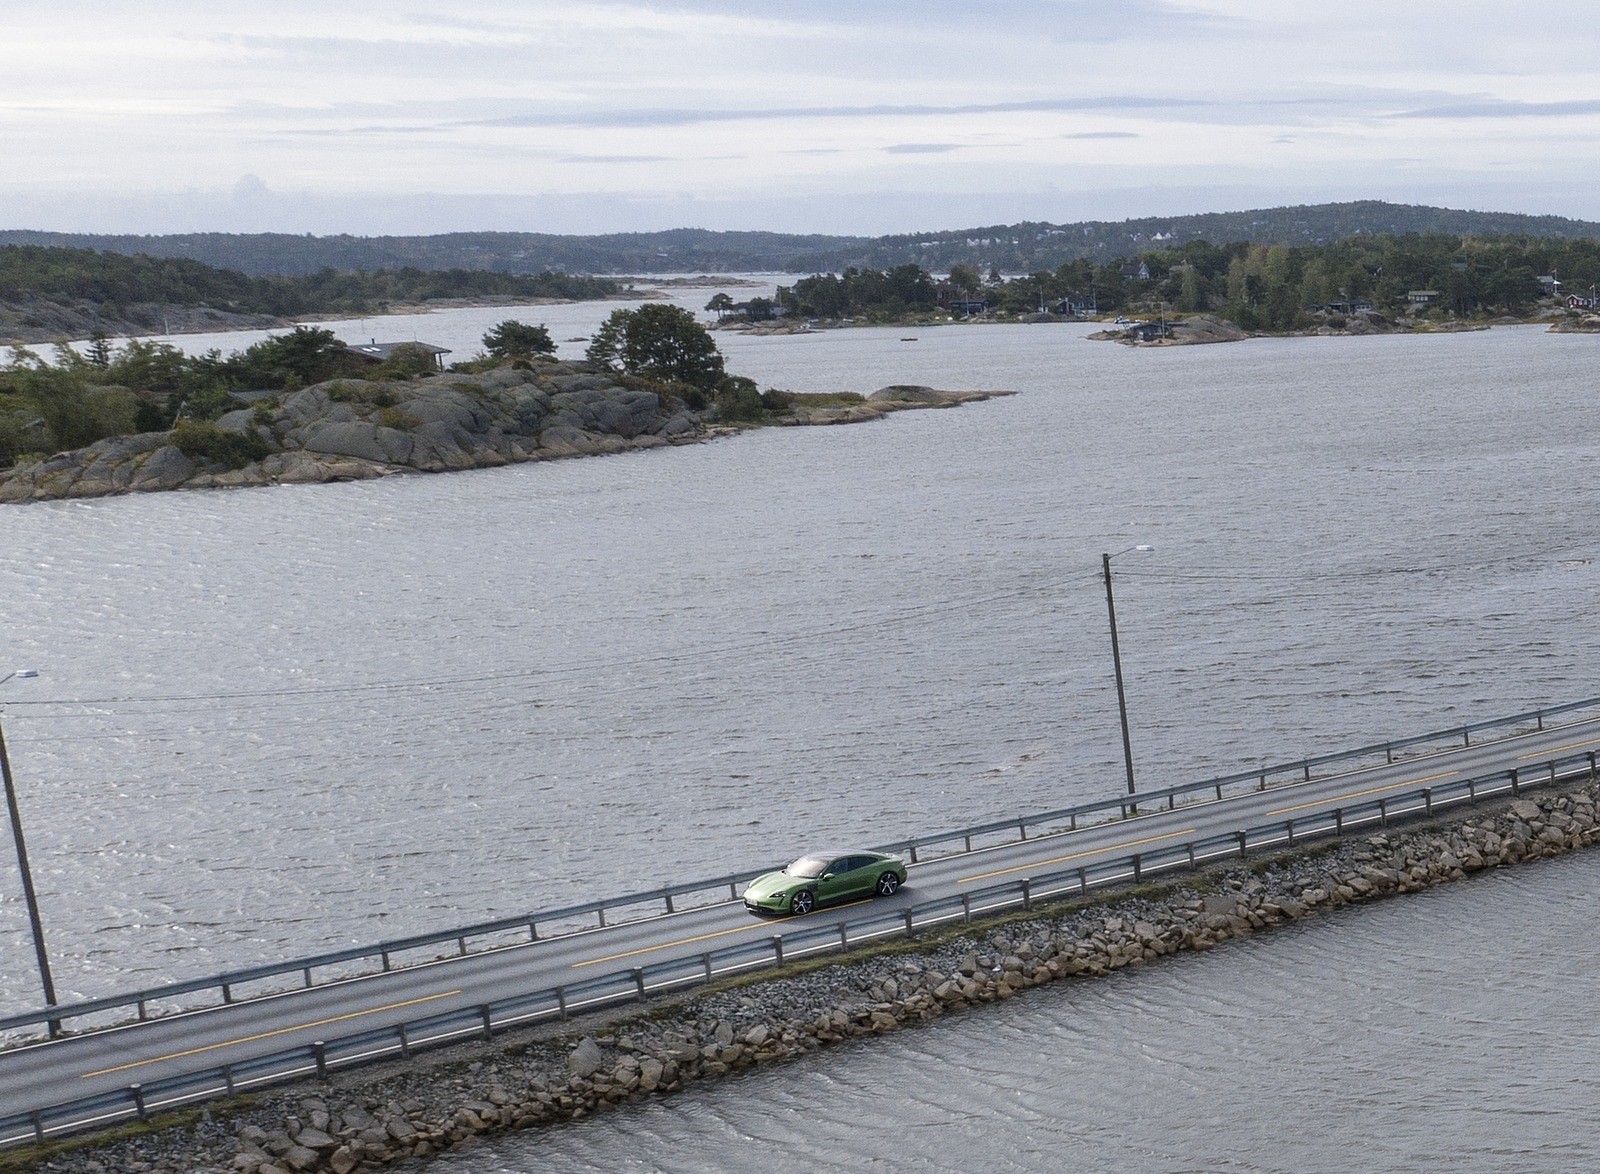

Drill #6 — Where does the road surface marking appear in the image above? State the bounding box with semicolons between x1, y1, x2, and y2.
1519;737;1600;759
957;829;1196;884
573;900;874;967
79;991;462;1079
1265;770;1457;817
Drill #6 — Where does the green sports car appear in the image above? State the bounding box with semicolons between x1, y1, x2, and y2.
742;850;907;916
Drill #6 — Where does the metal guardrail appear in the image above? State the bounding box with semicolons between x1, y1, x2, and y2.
3;694;1597;1042
883;694;1600;860
3;745;1595;1150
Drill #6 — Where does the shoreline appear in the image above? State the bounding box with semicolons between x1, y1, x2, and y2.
0;276;772;348
712;309;1584;345
0;294;635;349
14;778;1598;1173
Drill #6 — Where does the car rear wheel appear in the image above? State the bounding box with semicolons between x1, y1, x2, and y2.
790;890;815;915
876;872;901;896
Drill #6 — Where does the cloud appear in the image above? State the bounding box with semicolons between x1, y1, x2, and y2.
467;96;1217;132
1392;97;1600;120
6;3;1600;235
559;154;674;164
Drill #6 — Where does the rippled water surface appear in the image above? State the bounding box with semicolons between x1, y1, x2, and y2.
3;311;1600;1013
436;851;1600;1174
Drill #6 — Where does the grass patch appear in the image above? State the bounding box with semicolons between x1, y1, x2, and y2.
780;391;866;407
0;1101;254;1171
1247;841;1346;875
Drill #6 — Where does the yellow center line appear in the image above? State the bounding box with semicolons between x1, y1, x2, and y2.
1266;770;1457;817
80;990;462;1079
1519;737;1600;759
573;900;874;968
958;829;1196;885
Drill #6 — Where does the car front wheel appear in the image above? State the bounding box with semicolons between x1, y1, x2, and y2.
790;890;815;915
876;872;901;896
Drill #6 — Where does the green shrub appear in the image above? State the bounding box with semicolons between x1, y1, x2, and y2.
714;375;764;422
324;379;399;407
376;406;420;431
171;418;272;468
784;391;865;407
84;386;139;438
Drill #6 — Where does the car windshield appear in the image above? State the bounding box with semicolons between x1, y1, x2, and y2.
786;855;830;879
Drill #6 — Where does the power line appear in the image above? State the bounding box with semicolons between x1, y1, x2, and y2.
3;574;1100;719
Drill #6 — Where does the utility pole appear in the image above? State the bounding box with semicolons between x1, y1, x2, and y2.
1101;547;1153;808
0;670;58;1027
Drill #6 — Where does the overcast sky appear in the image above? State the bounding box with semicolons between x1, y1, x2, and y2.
4;1;1599;237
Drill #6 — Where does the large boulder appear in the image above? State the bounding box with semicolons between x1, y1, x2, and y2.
295;421;414;465
396;387;494;433
129;444;198;490
567;1038;604;1078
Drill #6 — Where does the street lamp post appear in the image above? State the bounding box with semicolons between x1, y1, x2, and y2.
1101;546;1153;804
0;668;58;1019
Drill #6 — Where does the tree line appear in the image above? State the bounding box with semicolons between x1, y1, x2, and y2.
0;245;620;318
767;233;1600;326
10;202;1600;278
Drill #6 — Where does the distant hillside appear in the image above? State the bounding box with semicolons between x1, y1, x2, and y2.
4;201;1600;277
0;244;621;345
840;201;1600;275
0;229;869;279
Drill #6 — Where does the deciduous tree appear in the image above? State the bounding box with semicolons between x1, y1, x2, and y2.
587;303;725;391
482;320;555;359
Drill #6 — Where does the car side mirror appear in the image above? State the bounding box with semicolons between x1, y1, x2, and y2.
821;872;834;880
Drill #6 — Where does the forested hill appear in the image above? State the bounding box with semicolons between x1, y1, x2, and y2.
0;245;619;316
0;229;867;279
4;202;1600;277
0;245;623;344
856;201;1600;277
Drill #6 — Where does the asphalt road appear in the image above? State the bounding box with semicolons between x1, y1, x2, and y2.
4;716;1598;1135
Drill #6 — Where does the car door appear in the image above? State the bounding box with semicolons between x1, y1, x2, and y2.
848;855;881;896
816;856;856;904
832;855;875;898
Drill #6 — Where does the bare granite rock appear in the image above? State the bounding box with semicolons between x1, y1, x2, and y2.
4;360;1014;504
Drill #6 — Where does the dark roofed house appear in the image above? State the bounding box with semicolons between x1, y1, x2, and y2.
347;341;452;371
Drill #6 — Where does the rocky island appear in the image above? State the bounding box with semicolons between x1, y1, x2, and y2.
0;360;1008;504
1085;309;1514;346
